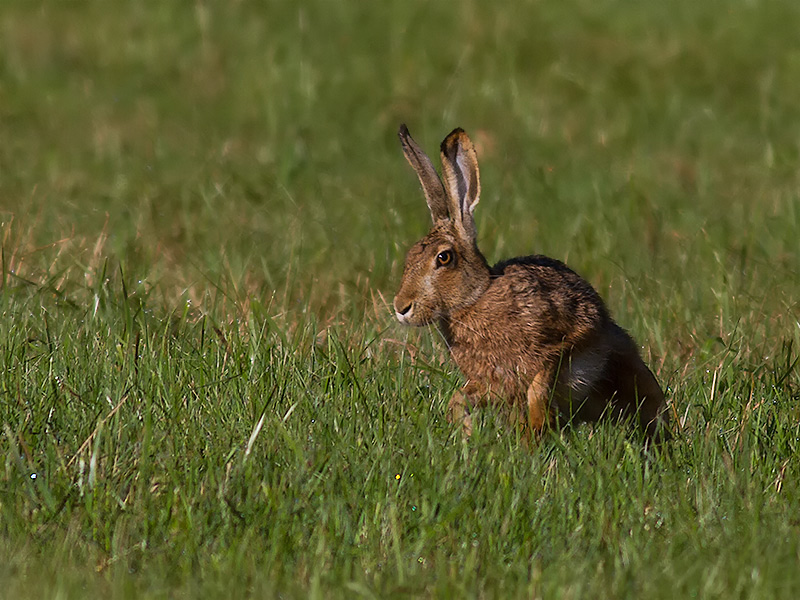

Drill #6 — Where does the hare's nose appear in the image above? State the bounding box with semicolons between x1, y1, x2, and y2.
394;298;413;318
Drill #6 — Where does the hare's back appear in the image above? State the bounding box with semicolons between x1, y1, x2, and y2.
490;255;610;340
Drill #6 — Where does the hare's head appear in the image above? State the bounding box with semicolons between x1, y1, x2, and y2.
393;125;491;326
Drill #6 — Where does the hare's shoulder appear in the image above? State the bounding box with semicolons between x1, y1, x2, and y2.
486;255;610;335
490;255;602;302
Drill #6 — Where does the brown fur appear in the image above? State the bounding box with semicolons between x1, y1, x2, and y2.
393;125;670;443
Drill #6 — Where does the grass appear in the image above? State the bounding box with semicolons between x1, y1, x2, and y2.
1;0;800;597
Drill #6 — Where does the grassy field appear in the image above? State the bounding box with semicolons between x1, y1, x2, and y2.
2;0;800;597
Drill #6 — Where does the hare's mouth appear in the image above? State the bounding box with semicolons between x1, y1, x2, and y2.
395;307;437;328
394;298;436;326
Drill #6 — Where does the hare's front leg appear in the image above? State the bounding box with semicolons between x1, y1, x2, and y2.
447;382;484;437
526;368;556;439
447;389;472;436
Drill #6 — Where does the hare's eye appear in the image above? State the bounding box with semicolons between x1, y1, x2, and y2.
436;250;453;267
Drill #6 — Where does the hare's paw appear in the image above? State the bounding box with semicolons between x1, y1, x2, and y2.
447;389;473;437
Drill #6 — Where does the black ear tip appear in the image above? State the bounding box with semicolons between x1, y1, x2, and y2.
440;127;468;155
398;123;410;138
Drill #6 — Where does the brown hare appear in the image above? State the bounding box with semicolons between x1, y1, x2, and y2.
393;125;670;443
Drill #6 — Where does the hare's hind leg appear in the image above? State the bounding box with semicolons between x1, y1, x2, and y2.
611;348;670;443
632;361;670;443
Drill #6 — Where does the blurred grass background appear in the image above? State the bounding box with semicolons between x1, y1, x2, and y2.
1;0;800;597
3;1;799;330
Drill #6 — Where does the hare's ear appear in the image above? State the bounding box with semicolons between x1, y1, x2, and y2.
440;128;481;242
398;124;449;223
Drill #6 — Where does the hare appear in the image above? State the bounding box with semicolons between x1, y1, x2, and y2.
393;125;670;443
